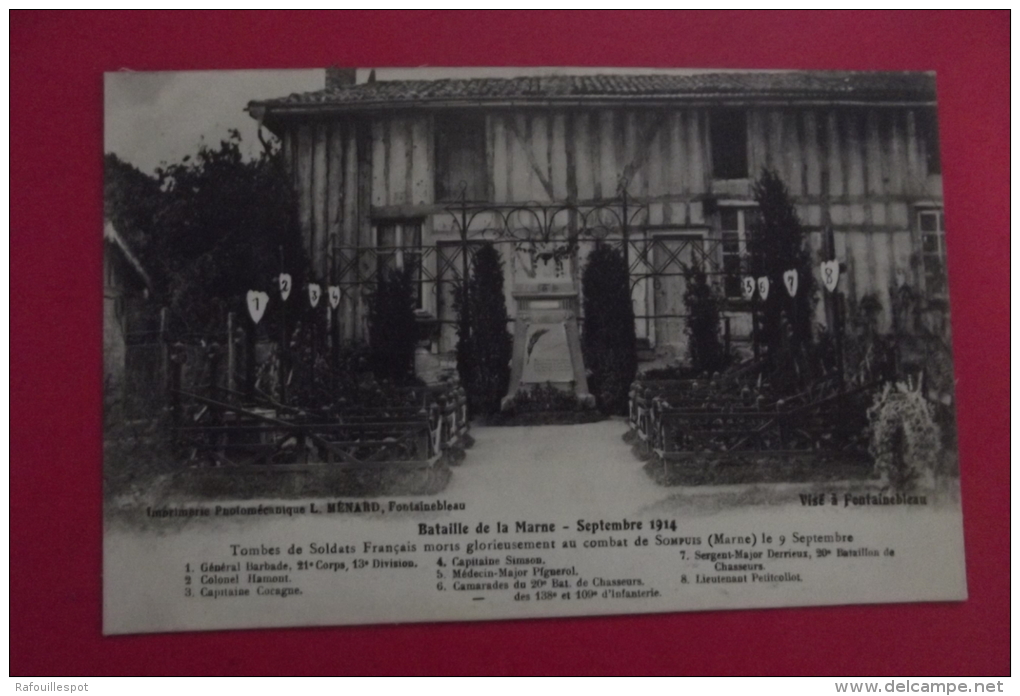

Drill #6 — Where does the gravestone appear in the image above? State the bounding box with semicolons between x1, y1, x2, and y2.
502;280;594;409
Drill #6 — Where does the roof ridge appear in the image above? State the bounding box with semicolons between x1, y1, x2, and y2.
250;71;937;113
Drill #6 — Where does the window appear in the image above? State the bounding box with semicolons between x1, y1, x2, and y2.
719;207;752;299
917;108;941;175
376;221;424;308
918;209;947;296
435;114;487;202
710;109;748;179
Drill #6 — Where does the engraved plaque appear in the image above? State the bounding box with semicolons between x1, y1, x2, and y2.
521;322;574;383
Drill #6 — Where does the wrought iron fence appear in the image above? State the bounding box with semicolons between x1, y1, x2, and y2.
330;195;747;354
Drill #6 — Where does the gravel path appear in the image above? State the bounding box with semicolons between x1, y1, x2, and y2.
444;419;669;519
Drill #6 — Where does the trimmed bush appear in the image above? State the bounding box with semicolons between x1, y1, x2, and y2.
683;263;729;375
581;245;638;415
368;266;418;385
456;244;513;415
747;168;818;389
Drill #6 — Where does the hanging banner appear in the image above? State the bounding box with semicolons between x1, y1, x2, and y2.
783;269;799;297
756;276;770;301
328;285;341;310
820;260;840;293
245;290;269;324
741;276;756;300
279;273;293;301
308;283;321;308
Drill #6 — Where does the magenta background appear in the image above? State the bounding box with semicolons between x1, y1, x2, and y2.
11;11;1009;675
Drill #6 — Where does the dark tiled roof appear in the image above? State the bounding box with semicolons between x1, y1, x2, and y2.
250;71;936;114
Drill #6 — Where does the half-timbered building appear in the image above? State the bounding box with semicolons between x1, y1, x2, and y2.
248;70;943;363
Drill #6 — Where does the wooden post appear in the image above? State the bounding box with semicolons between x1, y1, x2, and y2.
207;342;222;394
278;246;288;405
821;225;844;386
169;344;183;436
159;307;169;396
226;312;236;393
244;321;257;397
750;293;760;361
834;289;845;387
330;293;339;399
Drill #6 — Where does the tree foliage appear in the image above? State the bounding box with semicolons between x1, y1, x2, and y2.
104;132;306;337
747;168;817;386
581;245;637;415
456;244;513;416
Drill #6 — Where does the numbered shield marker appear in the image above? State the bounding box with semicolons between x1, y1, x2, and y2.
328;285;341;309
783;269;799;297
308;283;322;308
741;276;756;300
820;260;840;292
279;273;292;301
245;290;269;324
756;276;770;301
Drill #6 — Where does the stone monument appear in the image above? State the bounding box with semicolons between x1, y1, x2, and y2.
502;247;593;409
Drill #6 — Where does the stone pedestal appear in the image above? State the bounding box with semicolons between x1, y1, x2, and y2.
502;281;593;409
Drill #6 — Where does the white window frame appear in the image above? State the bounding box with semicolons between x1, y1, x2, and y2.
375;220;425;309
917;207;947;298
718;204;754;300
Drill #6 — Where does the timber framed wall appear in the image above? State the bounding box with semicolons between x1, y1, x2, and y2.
270;88;943;356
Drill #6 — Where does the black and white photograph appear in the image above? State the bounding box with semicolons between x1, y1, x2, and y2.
103;67;966;635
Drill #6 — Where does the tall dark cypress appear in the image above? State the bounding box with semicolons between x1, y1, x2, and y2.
581;245;637;415
456;244;513;415
747;168;817;387
368;266;418;385
682;263;728;375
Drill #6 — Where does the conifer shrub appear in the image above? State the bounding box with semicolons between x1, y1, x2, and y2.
747;168;818;389
368;266;418;385
682;263;729;375
581;244;638;415
455;244;513;416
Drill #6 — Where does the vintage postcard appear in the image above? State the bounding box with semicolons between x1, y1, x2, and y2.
103;67;965;634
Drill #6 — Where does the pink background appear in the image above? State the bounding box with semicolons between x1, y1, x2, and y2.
11;11;1009;675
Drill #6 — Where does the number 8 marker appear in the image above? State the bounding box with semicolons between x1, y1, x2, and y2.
820;260;840;292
